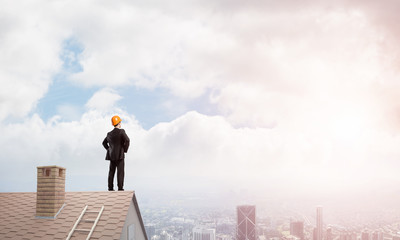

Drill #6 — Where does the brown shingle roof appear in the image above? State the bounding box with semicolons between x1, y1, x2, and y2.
0;191;141;240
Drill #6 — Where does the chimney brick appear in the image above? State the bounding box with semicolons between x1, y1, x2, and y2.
36;166;66;218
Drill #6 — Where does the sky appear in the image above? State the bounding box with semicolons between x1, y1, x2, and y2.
1;0;400;203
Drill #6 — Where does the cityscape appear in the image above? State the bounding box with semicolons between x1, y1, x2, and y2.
140;192;400;240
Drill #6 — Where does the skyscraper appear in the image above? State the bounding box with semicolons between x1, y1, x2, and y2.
290;221;304;240
316;206;323;240
193;226;216;240
313;228;317;240
237;205;256;240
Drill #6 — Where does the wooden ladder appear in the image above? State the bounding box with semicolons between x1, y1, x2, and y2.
66;205;105;240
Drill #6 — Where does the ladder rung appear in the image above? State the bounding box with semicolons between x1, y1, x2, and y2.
82;219;96;222
75;229;91;232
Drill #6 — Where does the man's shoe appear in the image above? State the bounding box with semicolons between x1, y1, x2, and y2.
118;189;124;191
108;189;115;191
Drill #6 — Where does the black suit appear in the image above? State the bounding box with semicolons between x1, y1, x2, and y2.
102;128;130;190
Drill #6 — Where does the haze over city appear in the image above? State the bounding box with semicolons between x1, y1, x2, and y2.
1;0;400;219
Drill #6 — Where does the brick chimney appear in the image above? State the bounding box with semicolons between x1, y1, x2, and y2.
36;166;66;218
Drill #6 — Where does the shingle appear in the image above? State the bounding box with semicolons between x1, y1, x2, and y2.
46;228;59;235
0;225;8;233
33;230;47;237
107;218;121;224
53;231;67;239
91;231;102;239
101;229;116;237
4;231;16;238
43;235;58;240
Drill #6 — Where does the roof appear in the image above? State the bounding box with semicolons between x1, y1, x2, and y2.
0;191;147;240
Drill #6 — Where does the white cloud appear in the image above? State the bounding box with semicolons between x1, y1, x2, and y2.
56;104;82;121
131;111;400;193
86;88;122;112
1;0;399;128
0;1;62;120
0;106;399;196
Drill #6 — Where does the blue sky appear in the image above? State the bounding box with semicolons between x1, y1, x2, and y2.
35;37;219;129
36;71;219;129
36;79;172;128
1;0;400;197
35;37;92;121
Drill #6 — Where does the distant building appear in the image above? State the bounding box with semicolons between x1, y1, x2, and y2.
313;228;317;240
193;226;216;240
285;236;301;240
326;228;333;240
316;206;323;240
237;205;256;240
290;221;304;240
217;234;233;240
392;236;400;240
160;231;172;240
372;231;383;240
340;232;357;240
182;228;191;240
362;231;370;240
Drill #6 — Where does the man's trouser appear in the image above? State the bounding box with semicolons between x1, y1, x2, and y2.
108;159;125;190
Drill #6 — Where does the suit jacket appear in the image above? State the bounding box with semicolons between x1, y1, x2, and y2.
102;128;130;161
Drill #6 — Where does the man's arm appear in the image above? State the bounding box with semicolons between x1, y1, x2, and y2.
102;137;109;150
122;130;130;153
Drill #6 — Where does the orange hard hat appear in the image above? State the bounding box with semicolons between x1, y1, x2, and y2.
111;115;121;126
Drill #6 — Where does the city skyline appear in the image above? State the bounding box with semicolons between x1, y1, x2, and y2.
142;200;400;240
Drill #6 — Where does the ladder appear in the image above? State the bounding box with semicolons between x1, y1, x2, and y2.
66;205;105;240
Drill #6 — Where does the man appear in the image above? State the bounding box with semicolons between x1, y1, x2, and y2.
102;115;130;191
